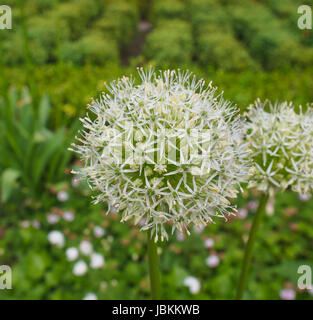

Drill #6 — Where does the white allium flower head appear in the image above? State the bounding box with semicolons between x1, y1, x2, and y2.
90;253;105;269
183;276;201;294
48;230;65;248
66;247;79;261
71;68;250;241
79;240;93;256
246;99;313;195
73;260;88;276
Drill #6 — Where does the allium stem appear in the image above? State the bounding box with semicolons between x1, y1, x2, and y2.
236;193;269;300
147;232;161;300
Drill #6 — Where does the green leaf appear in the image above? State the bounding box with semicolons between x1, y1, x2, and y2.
7;86;18;121
267;260;310;284
38;94;51;128
1;168;20;202
32;128;65;187
18;87;34;133
25;251;51;280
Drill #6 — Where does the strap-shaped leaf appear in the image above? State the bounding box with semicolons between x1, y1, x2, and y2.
1;168;20;203
38;94;51;128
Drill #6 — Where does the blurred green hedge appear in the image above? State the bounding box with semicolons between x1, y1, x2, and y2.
61;33;119;65
228;1;313;69
196;24;257;71
151;0;186;23
144;19;193;66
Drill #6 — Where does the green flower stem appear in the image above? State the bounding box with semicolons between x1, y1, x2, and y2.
147;231;161;300
236;192;269;300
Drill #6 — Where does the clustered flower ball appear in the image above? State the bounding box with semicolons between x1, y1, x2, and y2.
246;99;313;195
71;69;250;241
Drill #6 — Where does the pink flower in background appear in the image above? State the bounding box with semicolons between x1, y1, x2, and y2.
57;191;69;202
176;232;185;242
46;213;59;224
204;238;214;249
279;288;296;300
247;201;258;212
237;208;248;219
93;226;105;238
193;224;205;234
206;254;220;268
63;211;75;222
299;194;311;201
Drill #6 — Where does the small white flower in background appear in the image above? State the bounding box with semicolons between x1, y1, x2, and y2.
46;213;59;224
193;224;205;234
48;231;65;248
266;198;275;216
237;208;248;219
70;68;250;241
63;211;75;222
308;287;313;296
247;201;258;212
299;194;311;202
139;218;146;227
79;240;93;256
93;226;105;238
111;279;118;287
132;253;139;261
32;220;41;229
206;254;220;268
66;247;79;261
183;276;201;294
100;281;108;292
73;260;88;276
71;177;80;188
57;191;69;202
246;99;313;196
90;253;105;269
279;288;296;300
83;293;98;300
21;220;30;228
176;232;185;242
204;238;214;249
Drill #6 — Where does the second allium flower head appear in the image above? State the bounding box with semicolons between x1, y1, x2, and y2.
246;99;313;195
72;69;250;241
